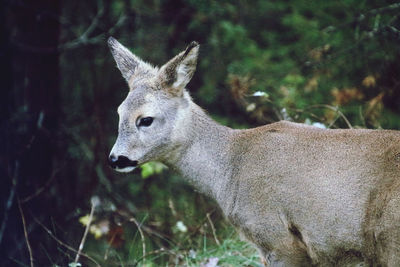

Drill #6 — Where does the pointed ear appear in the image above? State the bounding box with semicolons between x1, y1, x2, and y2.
159;41;199;96
108;37;152;83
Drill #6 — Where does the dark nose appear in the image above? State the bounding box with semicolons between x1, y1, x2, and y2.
109;154;118;166
108;154;138;169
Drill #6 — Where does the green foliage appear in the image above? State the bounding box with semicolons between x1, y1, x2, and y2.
140;162;167;179
182;0;400;128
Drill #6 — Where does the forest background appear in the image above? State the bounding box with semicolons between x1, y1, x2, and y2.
2;0;400;266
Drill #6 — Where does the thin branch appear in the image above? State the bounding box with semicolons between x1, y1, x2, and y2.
80;0;105;40
307;104;353;129
74;197;99;264
20;169;59;203
323;3;400;33
17;197;34;267
129;216;146;263
367;3;400;16
206;213;220;246
103;231;116;261
107;14;128;36
59;0;105;51
0;161;19;245
11;0;126;54
385;25;400;38
116;210;175;247
60;13;127;51
327;113;340;129
33;216;101;267
358;106;367;128
178;209;216;246
8;256;30;267
133;247;181;266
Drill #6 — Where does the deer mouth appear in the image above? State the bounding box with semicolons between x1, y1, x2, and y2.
108;155;138;172
115;166;137;173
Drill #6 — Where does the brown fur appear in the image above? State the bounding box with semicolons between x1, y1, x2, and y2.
107;38;400;266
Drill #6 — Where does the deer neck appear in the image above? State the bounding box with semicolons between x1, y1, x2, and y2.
163;101;235;203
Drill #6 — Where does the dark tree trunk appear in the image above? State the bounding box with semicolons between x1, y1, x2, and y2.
1;0;60;264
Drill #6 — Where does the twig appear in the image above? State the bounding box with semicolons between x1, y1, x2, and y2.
103;231;116;261
74;196;99;264
323;3;400;33
327;114;340;129
32;216;101;267
359;106;367;128
11;0;126;53
116;209;175;246
17;197;34;267
20;168;59;203
0;161;19;244
133;247;181;266
60;0;105;51
206;213;220;246
80;0;104;40
104;211;168;261
59;13;127;51
178;209;216;246
129;216;146;263
367;3;400;16
306;104;353;129
385;25;400;39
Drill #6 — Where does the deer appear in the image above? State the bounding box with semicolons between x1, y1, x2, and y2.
107;36;400;266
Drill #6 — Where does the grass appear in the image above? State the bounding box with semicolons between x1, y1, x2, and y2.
67;220;261;267
131;235;260;267
182;236;260;267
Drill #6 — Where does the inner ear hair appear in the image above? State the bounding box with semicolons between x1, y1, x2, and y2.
160;41;199;96
108;37;156;84
183;41;200;58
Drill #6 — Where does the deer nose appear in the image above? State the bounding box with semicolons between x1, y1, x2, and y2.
108;154;138;169
109;154;118;165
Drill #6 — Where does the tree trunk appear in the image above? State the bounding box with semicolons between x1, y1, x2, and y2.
1;0;60;264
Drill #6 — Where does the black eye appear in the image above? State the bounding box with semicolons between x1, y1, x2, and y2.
137;117;154;127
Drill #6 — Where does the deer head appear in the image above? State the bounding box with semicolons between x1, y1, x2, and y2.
107;37;199;172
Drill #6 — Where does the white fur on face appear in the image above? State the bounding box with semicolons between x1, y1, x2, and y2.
115;166;136;173
111;90;172;166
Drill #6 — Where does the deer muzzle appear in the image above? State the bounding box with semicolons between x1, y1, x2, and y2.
108;154;138;170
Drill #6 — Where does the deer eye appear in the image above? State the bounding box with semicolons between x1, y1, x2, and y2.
136;117;154;127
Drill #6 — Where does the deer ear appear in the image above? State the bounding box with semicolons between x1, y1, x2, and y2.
108;37;152;84
159;41;199;96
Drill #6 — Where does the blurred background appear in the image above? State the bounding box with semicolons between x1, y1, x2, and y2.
1;0;400;266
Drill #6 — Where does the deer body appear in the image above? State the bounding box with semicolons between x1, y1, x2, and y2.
107;37;400;266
